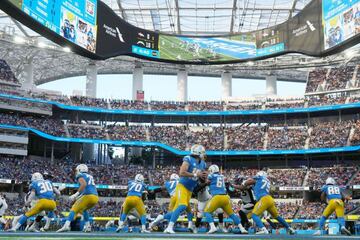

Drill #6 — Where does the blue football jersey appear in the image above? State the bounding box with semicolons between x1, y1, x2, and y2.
30;180;55;200
165;180;178;197
253;176;270;200
208;173;227;196
76;173;98;196
179;156;207;192
127;180;147;197
321;184;342;200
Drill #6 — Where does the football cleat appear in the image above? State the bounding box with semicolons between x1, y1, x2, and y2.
164;227;175;234
288;227;296;235
56;225;71;233
341;226;351;236
255;227;269;235
207;226;218;234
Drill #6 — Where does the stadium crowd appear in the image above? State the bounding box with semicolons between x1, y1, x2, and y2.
0;156;357;189
3;112;360;151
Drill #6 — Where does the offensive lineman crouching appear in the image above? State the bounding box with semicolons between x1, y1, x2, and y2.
203;165;247;234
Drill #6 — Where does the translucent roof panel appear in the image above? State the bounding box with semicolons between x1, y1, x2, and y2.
102;0;312;35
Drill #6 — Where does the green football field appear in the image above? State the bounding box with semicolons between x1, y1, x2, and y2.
158;35;236;62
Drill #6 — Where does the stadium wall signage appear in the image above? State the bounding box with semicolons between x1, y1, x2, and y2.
1;0;360;64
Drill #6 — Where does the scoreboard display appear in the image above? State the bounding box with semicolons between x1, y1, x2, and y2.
2;0;360;64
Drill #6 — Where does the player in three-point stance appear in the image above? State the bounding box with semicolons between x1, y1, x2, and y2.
149;173;180;230
203;164;248;234
9;172;60;232
164;144;207;234
314;177;351;236
116;174;149;233
57;164;99;232
240;171;295;235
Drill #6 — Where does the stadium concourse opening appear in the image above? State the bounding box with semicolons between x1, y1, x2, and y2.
0;0;360;238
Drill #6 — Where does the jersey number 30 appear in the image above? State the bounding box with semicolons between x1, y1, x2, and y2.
38;182;53;194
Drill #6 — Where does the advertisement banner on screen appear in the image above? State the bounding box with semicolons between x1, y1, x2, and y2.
322;0;360;50
9;0;98;53
288;0;322;54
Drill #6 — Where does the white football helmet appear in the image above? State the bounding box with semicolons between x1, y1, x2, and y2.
190;144;206;160
208;164;220;174
135;174;144;183
31;172;43;182
256;170;267;178
170;173;179;181
76;164;88;175
326;177;336;185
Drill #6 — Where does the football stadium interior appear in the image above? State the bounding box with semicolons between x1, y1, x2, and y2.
0;0;359;239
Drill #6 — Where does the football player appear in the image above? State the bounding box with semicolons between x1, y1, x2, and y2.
240;171;295;235
116;174;149;233
149;173;179;229
203;165;247;234
9;172;59;232
314;177;351;236
163;144;207;234
57;164;98;232
193;179;227;233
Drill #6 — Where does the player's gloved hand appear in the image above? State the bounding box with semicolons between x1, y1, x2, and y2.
69;192;80;201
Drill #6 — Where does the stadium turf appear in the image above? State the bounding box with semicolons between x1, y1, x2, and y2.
0;232;358;240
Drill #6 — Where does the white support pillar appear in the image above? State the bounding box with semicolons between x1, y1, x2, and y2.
177;69;188;102
22;60;34;90
132;66;143;100
86;63;97;98
221;71;232;99
266;75;277;96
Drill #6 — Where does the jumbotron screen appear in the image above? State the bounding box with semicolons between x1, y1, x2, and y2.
9;0;98;53
2;0;360;63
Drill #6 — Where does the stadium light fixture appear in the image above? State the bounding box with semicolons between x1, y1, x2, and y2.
345;49;356;59
14;36;26;44
38;41;47;48
63;47;71;52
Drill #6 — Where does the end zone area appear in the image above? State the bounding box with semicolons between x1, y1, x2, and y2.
0;232;358;240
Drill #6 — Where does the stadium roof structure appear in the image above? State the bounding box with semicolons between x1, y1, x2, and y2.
0;0;360;86
100;0;310;35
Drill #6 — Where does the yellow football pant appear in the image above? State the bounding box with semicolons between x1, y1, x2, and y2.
173;183;192;212
168;195;176;212
252;195;279;218
323;199;344;218
204;195;234;215
71;194;99;216
122;196;146;216
25;199;56;217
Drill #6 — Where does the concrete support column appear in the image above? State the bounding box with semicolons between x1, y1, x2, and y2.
86;63;97;98
221;71;232;99
132;66;143;100
177;69;188;102
22;60;34;90
266;75;277;96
